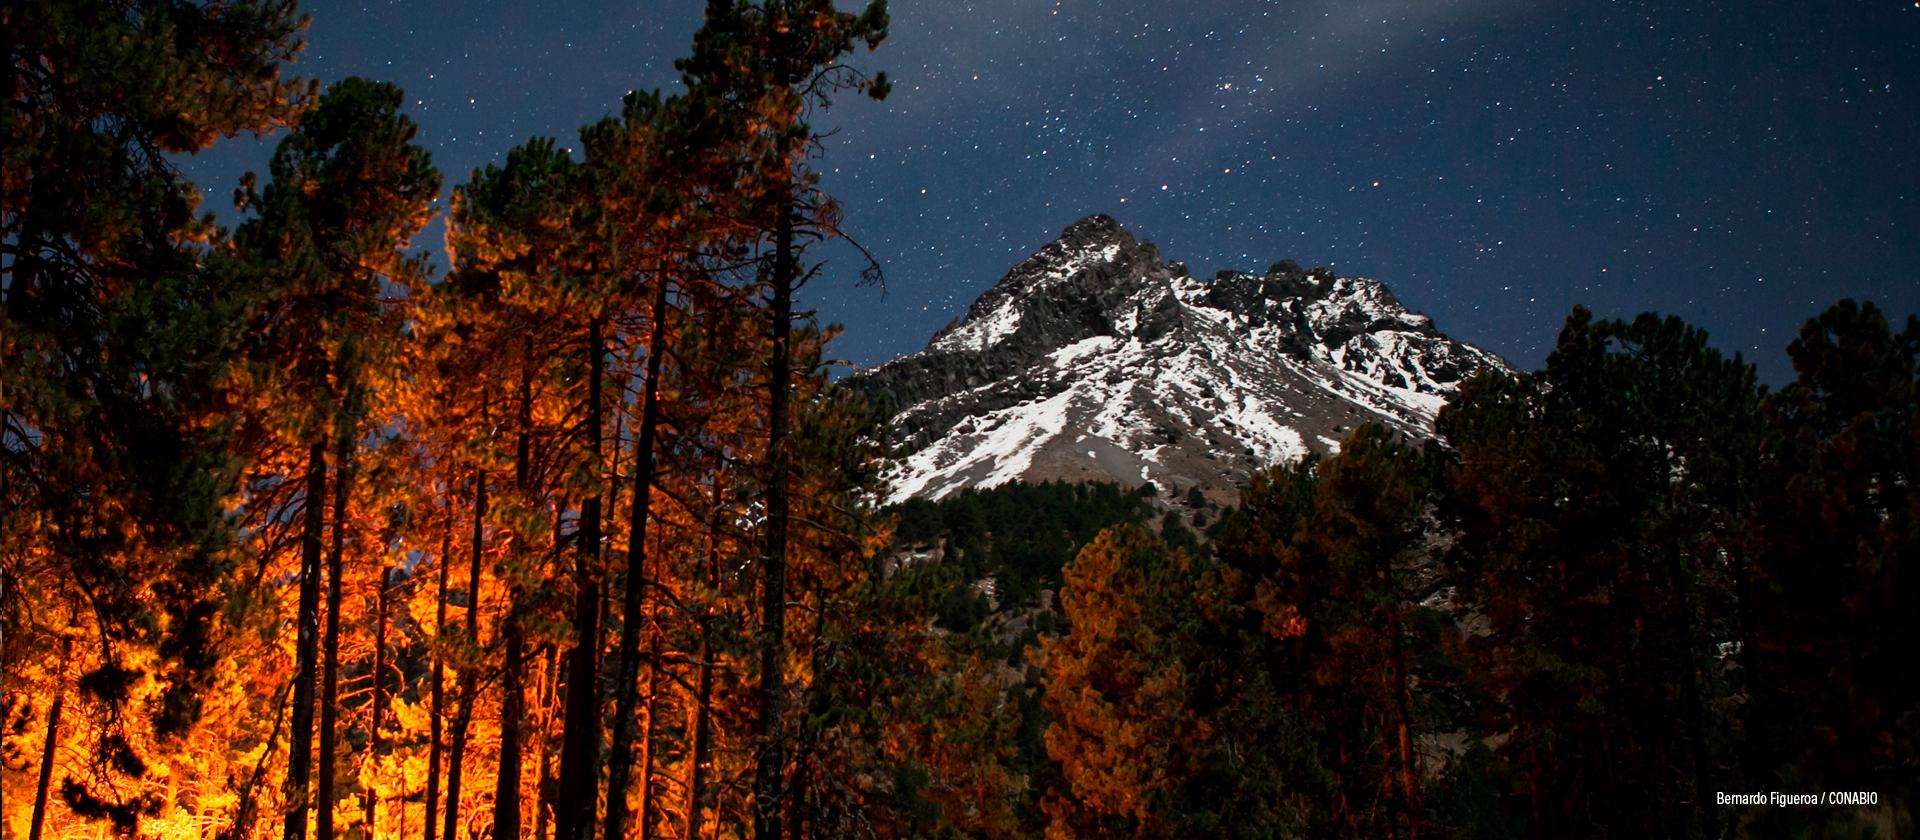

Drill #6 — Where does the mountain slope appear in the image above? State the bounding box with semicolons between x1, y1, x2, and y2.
845;215;1511;504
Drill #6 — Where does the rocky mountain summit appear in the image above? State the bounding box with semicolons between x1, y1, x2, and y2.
844;215;1512;504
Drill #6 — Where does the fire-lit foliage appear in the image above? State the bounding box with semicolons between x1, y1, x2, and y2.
4;2;913;839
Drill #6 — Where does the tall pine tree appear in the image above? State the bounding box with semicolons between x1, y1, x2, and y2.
230;75;439;840
4;2;309;830
1743;300;1920;837
1437;308;1764;839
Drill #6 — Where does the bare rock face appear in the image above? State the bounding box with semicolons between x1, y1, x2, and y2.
844;214;1512;504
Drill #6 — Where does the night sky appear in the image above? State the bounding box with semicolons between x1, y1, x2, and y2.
177;0;1920;384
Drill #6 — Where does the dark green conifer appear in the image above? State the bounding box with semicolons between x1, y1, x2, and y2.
1437;307;1764;839
1206;426;1437;839
1743;300;1920;836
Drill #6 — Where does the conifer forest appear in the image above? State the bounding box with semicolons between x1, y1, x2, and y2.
3;2;1916;840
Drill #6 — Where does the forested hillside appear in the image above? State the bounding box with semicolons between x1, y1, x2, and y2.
4;2;1916;840
903;306;1920;840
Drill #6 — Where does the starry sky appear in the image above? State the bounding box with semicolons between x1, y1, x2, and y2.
177;0;1920;384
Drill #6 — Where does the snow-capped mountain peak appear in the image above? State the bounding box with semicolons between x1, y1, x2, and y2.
845;215;1511;504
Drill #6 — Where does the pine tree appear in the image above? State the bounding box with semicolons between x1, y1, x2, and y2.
395;298;510;840
588;87;707;840
1743;300;1920;836
230;76;439;840
1436;307;1763;839
1098;424;1444;840
4;2;309;831
442;137;592;840
665;5;891;834
1038;524;1209;840
877;480;1167;840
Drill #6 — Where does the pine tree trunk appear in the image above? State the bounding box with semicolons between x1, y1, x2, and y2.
494;622;526;840
1386;611;1420;835
684;632;713;840
785;612;824;840
28;638;71;840
683;474;723;840
536;644;559;840
427;523;451;840
784;756;808;840
637;627;659;840
1666;543;1716;837
1382;560;1421;836
446;685;472;840
495;346;536;840
367;565;392;834
287;438;328;840
447;473;488;840
607;278;672;840
319;425;355;840
753;198;795;840
557;317;605;840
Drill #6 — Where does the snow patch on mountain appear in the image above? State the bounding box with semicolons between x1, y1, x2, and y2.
929;298;1022;354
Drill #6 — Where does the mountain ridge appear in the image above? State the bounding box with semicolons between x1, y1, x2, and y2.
845;214;1512;504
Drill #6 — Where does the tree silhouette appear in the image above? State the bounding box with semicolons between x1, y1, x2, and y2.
1437;307;1764;839
1743;300;1920;837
